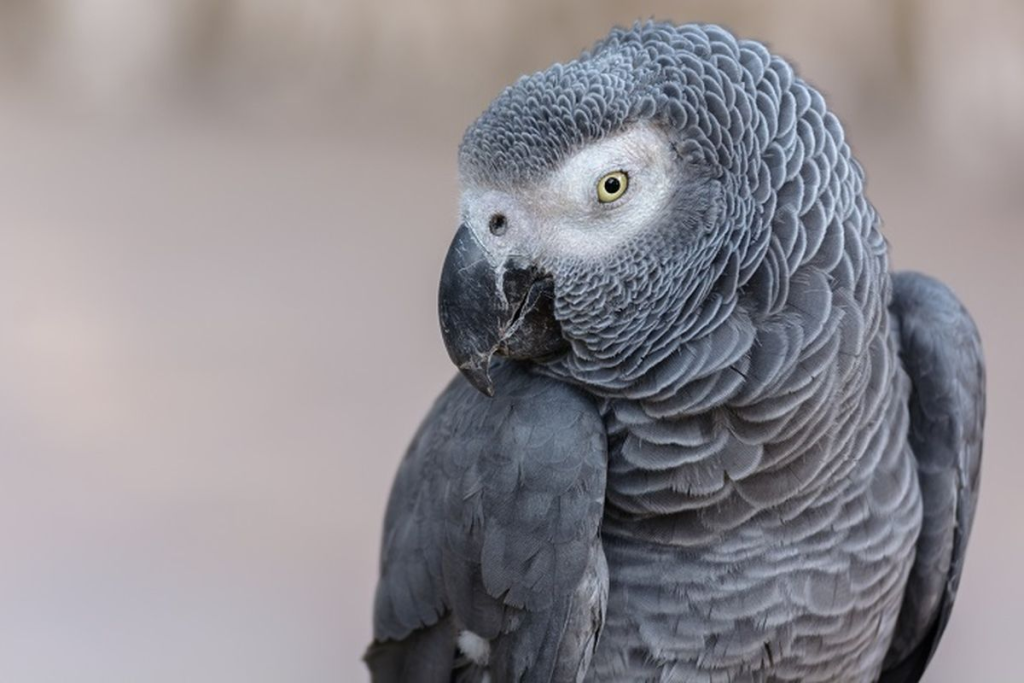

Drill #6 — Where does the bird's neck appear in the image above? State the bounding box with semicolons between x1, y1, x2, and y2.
541;204;907;547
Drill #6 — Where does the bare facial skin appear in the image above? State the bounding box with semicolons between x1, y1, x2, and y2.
458;123;677;266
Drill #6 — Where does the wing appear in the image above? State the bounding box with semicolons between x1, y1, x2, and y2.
879;272;985;683
365;361;609;683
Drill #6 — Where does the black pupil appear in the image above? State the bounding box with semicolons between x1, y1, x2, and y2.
488;213;507;235
604;176;621;195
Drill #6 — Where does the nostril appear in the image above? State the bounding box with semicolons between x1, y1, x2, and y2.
488;213;508;236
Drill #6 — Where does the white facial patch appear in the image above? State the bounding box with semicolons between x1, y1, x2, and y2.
459;123;677;262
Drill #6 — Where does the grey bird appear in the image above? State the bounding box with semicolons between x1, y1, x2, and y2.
365;22;984;683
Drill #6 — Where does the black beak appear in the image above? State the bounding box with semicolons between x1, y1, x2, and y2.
438;224;565;396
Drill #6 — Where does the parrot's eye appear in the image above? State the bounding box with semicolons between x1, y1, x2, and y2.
597;171;629;203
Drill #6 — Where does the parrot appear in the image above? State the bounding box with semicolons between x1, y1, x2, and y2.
364;21;985;683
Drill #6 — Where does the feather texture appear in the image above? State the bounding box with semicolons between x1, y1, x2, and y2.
879;272;985;682
367;362;608;682
370;20;984;683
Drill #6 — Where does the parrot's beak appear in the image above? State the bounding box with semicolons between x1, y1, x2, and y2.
438;224;567;396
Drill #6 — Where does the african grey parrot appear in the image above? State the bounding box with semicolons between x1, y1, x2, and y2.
365;22;984;683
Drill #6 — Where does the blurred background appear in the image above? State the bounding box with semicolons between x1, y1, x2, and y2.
0;1;1020;681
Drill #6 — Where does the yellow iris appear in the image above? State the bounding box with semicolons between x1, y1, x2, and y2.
597;170;629;203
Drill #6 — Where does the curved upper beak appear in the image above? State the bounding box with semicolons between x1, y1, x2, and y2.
438;224;565;396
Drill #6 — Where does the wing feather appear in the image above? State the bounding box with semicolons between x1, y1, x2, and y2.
880;272;985;682
366;361;608;682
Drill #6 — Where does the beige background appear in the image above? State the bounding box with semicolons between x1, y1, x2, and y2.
0;1;1021;681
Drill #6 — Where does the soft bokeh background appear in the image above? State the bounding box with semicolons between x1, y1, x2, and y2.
0;1;1021;681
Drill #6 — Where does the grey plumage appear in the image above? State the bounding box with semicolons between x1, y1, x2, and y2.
880;272;984;682
367;362;608;682
368;21;984;683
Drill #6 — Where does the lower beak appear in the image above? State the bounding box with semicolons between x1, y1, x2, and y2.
437;224;565;396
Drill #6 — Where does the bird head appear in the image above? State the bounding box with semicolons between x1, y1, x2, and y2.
439;22;854;396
